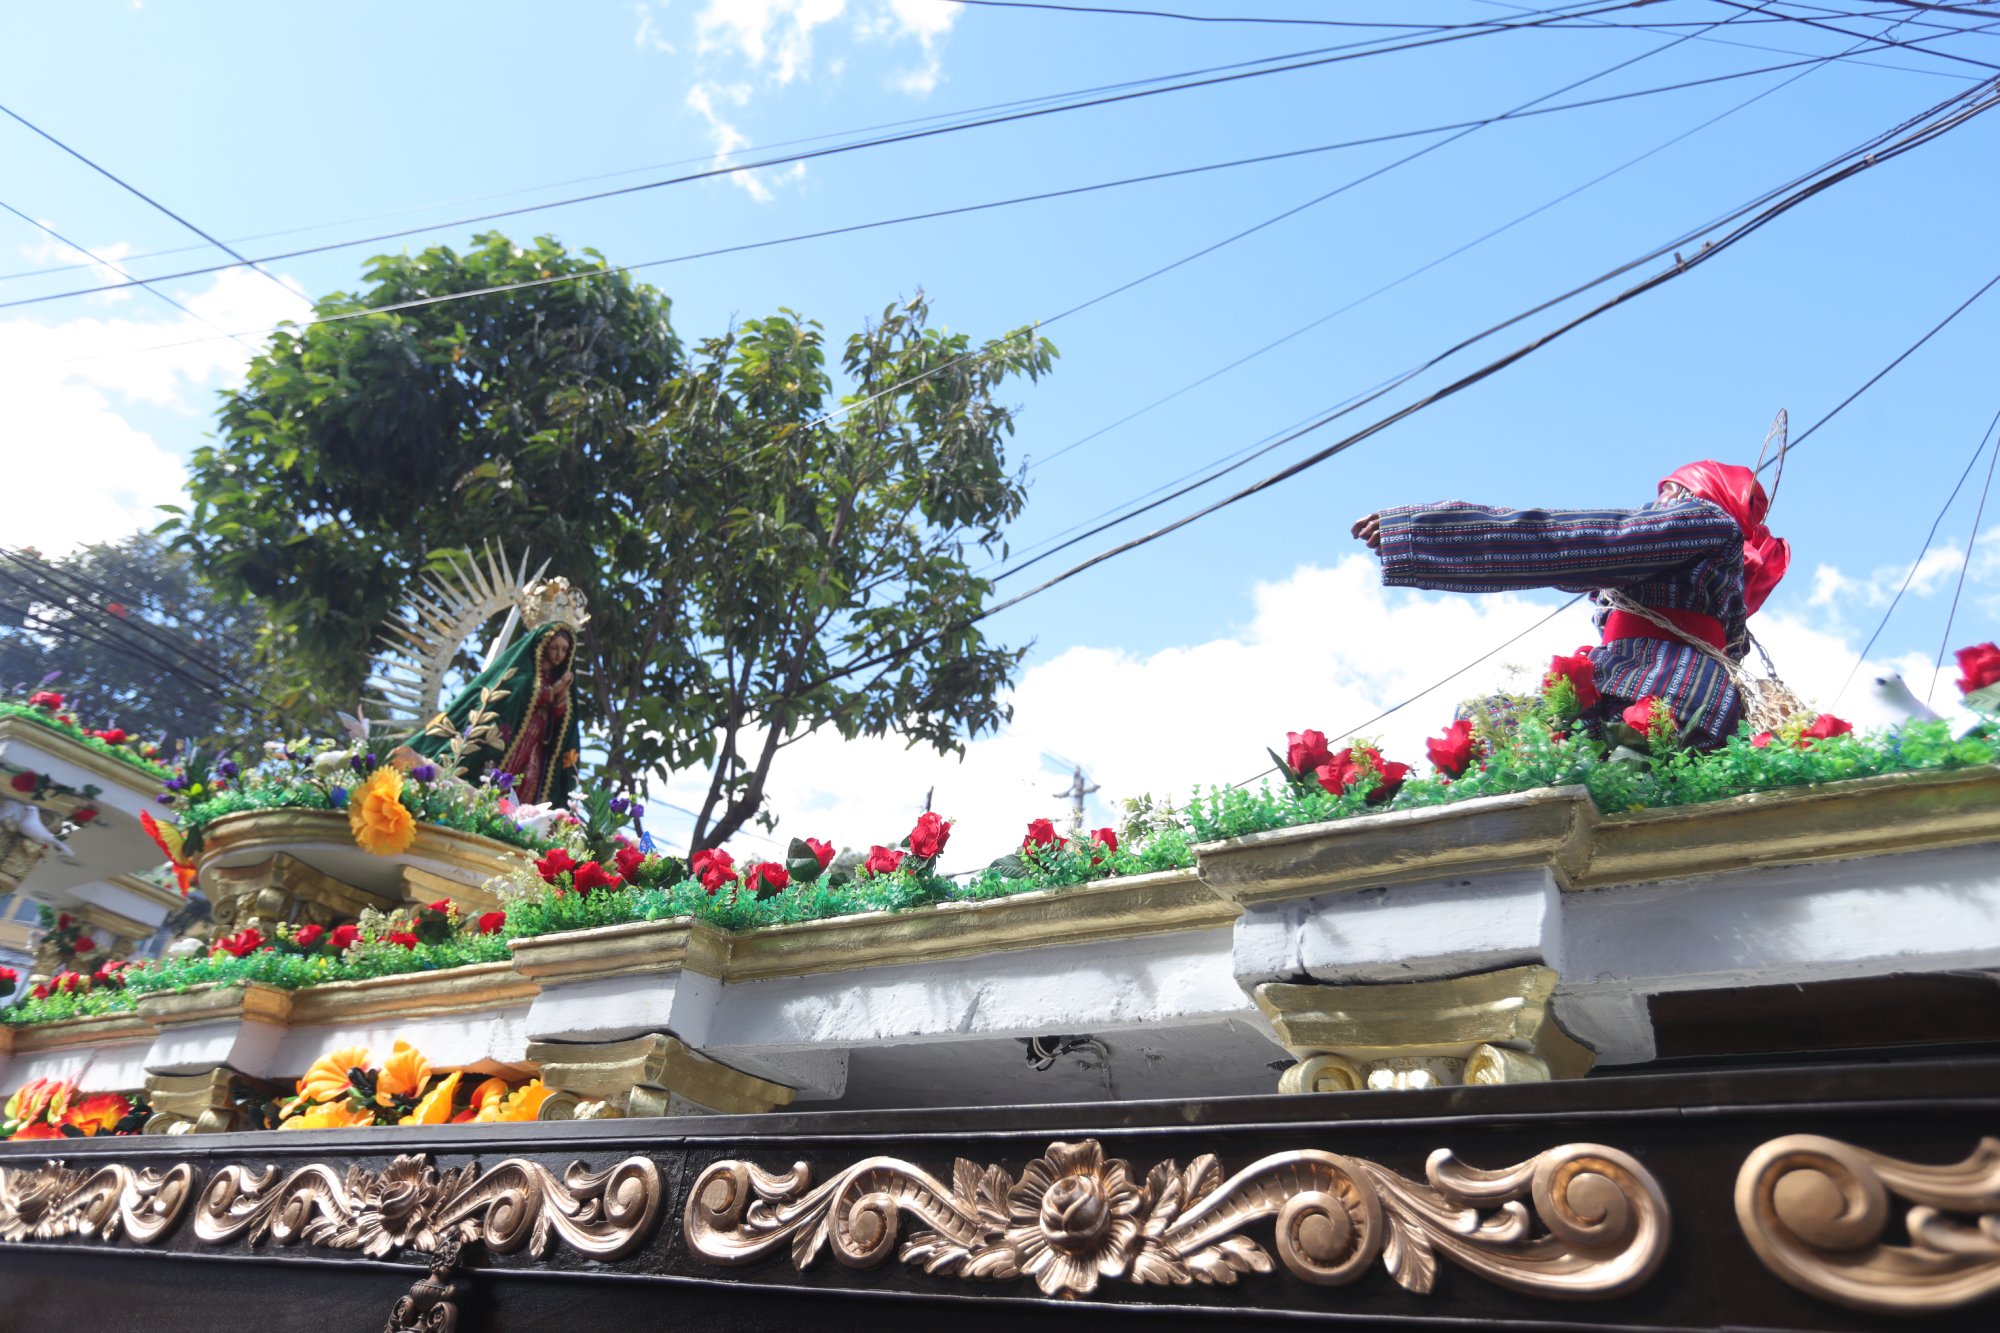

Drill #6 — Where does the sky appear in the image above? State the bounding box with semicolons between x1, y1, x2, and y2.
3;0;1998;866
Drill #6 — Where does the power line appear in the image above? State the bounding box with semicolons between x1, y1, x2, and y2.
1735;0;2000;68
1834;405;2000;702
0;0;1681;312
1930;419;2000;700
0;101;305;310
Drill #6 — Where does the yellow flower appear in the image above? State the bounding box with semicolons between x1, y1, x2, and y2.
474;1078;553;1123
466;1076;511;1112
398;1070;462;1126
376;1039;431;1106
279;1100;375;1131
292;1044;371;1112
349;765;416;856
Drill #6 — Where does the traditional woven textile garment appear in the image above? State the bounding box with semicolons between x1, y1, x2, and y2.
1375;496;1751;748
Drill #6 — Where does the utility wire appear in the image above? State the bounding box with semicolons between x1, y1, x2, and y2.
0;102;305;309
1931;421;2000;699
1834;405;2000;702
0;0;1681;311
1730;0;2000;68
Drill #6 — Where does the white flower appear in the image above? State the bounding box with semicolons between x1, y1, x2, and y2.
510;802;563;836
313;750;352;775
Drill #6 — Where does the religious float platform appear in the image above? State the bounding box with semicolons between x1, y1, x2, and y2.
2;760;1999;1328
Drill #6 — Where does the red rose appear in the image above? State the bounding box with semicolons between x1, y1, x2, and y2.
1750;731;1775;748
1285;729;1332;776
614;845;647;881
8;772;34;793
571;860;621;894
329;924;361;952
476;910;507;935
73;935;97;954
28;691;62;710
215;928;263;958
71;807;97;824
1090;827;1118;854
534;848;579;882
1621;697;1669;739
294;923;325;949
54;971;82;994
1372;760;1411;804
0;966;16;984
1022;818;1062;851
804;837;835;870
1314;746;1406;805
1955;642;2000;695
690;848;737;894
427;898;453;915
384;930;420;949
1426;719;1478;779
1544;650;1600;712
1798;714;1854;747
747;861;789;899
30;983;49;999
908;811;951;859
90;728;128;745
864;845;905;875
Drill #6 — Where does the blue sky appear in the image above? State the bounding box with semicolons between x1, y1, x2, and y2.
4;1;1997;860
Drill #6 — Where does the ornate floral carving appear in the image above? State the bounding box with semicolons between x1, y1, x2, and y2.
1736;1133;2000;1315
685;1138;1668;1301
195;1152;660;1260
0;1161;197;1245
385;1232;468;1333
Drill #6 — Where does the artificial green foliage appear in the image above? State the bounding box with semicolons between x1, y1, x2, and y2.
0;700;171;779
116;934;512;996
174;772;555;857
1;987;138;1026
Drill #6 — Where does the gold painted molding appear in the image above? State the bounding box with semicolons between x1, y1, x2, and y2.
196;809;533;893
529;1033;794;1117
0;1160;195;1244
1735;1132;2000;1315
0;717;167;798
1196;766;2000;902
6;1009;157;1054
508;917;731;983
285;962;536;1026
687;1136;1669;1300
135;981;294;1029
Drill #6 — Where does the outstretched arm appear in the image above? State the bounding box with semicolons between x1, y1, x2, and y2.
1365;498;1740;593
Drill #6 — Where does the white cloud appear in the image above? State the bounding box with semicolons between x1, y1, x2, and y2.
696;0;848;83
0;377;186;551
18;232;140;304
632;1;678;53
686;81;806;201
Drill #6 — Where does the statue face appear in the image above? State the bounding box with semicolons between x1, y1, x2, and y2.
545;632;572;669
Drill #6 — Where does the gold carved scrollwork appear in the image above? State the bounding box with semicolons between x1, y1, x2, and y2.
0;1161;198;1245
194;1152;660;1260
684;1138;1668;1301
1736;1133;2000;1315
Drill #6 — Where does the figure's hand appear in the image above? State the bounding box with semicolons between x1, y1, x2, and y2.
1350;512;1383;551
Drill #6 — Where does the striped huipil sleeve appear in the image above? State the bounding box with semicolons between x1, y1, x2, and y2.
1375;498;1741;595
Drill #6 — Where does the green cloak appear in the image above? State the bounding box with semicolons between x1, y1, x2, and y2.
403;622;581;805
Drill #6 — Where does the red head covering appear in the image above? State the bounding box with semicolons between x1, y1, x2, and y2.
1661;460;1790;615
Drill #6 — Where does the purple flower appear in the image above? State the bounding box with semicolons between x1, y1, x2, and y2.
155;793;174;804
608;796;628;816
39;671;60;686
494;772;514;791
217;759;239;779
350;754;369;773
410;763;438;783
328;786;348;808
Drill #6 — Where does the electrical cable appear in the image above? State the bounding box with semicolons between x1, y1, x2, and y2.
1732;0;2000;68
0;0;1687;311
1930;418;2000;699
1833;405;2000;702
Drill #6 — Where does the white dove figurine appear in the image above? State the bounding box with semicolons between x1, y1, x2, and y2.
0;798;73;859
1852;671;1942;733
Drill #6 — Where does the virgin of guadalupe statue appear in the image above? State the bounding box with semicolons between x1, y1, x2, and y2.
402;622;582;805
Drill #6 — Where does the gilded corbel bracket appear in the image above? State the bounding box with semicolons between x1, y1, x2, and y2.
142;1067;280;1135
527;1033;795;1118
204;853;396;935
1255;965;1594;1092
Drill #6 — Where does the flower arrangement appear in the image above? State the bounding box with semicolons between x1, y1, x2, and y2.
0;677;171;780
1959;642;2000;714
2;1078;150;1140
276;1040;549;1129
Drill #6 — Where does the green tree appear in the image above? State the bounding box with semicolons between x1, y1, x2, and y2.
171;233;1056;849
0;536;274;750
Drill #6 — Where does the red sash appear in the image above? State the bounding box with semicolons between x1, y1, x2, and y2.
1602;606;1726;653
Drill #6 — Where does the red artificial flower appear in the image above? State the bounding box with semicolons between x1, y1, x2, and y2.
28;690;62;710
689;848;737;894
8;772;34;793
384;930;420;950
328;924;361;952
0;966;16;985
1090;827;1119;854
1426;719;1478;780
534;848;578;882
72;935;97;955
864;845;905;875
907;811;951;860
1955;642;2000;695
105;602;128;618
294;923;325;949
53;971;83;994
571;860;621;894
747;861;789;899
426;898;452;915
89;728;128;745
1799;714;1853;747
30;982;50;1000
215;928;264;958
71;807;97;824
1022;818;1063;851
1285;729;1333;776
1544;649;1600;712
804;837;835;870
57;913;73;929
1313;746;1408;805
1750;731;1775;749
1621;697;1670;739
614;845;647;881
476;910;507;935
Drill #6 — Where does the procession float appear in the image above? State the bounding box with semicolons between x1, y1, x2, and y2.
3;536;1998;1332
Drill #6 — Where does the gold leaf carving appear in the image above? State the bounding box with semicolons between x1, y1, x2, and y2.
685;1138;1668;1301
194;1152;659;1260
1736;1133;2000;1314
0;1161;197;1245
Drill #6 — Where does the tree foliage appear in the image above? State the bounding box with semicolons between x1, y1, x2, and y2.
170;233;1057;848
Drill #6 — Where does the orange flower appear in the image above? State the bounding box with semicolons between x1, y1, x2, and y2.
474;1078;552;1123
9;1122;62;1140
4;1077;54;1127
349;766;416;856
293;1044;371;1111
62;1092;133;1136
376;1040;431;1106
466;1076;511;1110
398;1070;462;1126
278;1100;375;1131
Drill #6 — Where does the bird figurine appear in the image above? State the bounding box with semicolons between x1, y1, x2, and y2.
0;798;73;860
1840;670;1943;735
